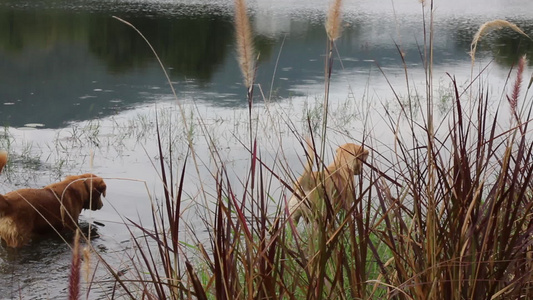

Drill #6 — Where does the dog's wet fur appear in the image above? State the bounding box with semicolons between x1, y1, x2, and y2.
0;151;107;247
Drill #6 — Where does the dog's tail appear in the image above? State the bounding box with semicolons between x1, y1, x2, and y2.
0;150;7;174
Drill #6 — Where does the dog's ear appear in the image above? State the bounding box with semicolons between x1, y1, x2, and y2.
336;144;358;168
85;175;106;198
82;175;106;210
359;147;369;161
77;174;106;195
338;144;368;175
91;177;107;197
353;147;369;174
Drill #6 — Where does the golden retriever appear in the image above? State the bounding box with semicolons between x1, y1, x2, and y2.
288;141;369;224
0;155;106;247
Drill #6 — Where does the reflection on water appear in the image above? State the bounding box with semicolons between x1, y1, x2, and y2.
0;1;237;128
0;0;532;128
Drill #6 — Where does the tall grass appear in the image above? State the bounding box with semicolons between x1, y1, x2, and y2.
373;74;533;299
65;0;533;299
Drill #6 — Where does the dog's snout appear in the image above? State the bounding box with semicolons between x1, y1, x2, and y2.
95;200;103;210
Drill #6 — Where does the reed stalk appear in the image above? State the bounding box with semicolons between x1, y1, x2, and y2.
68;230;81;300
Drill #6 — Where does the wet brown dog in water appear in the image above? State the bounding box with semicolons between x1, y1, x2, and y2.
288;141;369;224
0;165;106;247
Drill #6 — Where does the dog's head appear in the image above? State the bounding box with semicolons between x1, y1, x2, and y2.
335;143;369;175
65;173;107;211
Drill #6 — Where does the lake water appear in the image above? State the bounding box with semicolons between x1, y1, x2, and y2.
0;0;532;298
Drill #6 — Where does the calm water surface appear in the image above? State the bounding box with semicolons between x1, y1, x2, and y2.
0;0;532;298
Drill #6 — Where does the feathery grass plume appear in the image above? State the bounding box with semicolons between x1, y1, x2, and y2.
470;20;529;65
234;0;255;89
325;0;343;41
322;0;343;160
508;55;527;118
69;230;81;300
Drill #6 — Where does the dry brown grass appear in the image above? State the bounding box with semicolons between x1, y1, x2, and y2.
470;19;529;64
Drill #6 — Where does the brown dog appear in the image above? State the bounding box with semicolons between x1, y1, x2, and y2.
288;141;369;224
0;169;106;247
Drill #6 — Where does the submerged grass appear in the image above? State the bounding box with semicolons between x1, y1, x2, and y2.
53;0;533;299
